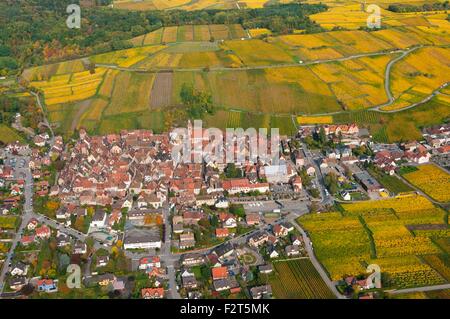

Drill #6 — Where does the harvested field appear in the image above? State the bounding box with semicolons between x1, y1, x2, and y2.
193;25;211;41
177;25;194;42
150;72;174;108
162;26;179;43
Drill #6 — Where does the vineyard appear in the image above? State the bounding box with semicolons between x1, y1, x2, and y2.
16;4;450;141
30;68;107;106
298;194;449;288
130;24;248;45
401;164;450;203
422;254;450;282
269;259;335;299
367;168;413;194
297;115;333;125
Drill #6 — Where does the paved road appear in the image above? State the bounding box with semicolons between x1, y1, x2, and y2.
159;206;181;299
372;47;421;111
300;142;334;206
0;155;34;294
388;283;450;295
289;215;346;299
33;213;87;242
96;50;404;74
30;91;55;144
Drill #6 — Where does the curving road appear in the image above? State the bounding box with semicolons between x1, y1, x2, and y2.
30;91;55;144
372;46;420;111
289;215;346;299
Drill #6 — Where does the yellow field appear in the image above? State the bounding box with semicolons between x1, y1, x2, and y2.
114;0;187;10
265;66;335;98
276;30;393;62
299;193;448;287
309;55;390;110
178;51;241;68
21;59;87;82
30;68;107;105
309;3;396;30
297;115;333;124
131;24;247;45
249;28;272;38
343;193;435;213
307;1;450;32
402;164;450;203
384;47;450;111
223;39;294;66
90;45;166;67
114;0;277;11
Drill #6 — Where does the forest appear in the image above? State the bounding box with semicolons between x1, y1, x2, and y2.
387;1;450;12
0;1;326;74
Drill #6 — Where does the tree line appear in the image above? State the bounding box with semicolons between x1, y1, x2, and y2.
387;2;449;13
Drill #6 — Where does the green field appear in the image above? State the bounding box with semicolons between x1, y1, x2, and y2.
0;216;20;230
269;259;335;299
0;125;25;144
367;168;414;194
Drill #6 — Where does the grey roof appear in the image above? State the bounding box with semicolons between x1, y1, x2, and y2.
250;285;272;298
214;242;233;258
124;228;160;244
258;264;273;272
213;278;230;290
92;210;106;222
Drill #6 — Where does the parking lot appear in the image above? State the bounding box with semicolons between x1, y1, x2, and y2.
243;199;310;214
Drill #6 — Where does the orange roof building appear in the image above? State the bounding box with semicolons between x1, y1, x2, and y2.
211;266;228;280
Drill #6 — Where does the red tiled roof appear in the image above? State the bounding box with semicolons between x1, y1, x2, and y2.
212;266;228;280
141;288;164;299
215;228;230;238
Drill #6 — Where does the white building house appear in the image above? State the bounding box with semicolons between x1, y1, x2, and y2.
123;229;162;250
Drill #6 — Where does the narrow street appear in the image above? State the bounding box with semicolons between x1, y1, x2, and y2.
300;142;334;205
160;205;181;299
0;154;34;294
288;214;346;299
